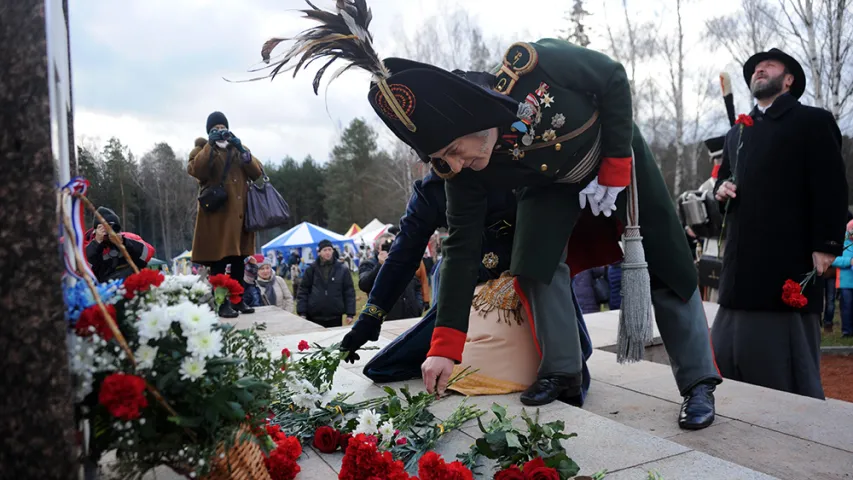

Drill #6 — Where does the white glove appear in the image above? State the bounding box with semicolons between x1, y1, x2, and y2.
579;176;625;217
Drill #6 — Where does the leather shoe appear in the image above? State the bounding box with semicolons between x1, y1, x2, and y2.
233;301;255;314
521;374;582;406
679;382;716;430
218;302;239;318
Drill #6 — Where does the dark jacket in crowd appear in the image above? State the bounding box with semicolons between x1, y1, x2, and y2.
361;169;516;320
297;258;356;327
85;232;153;282
84;207;154;282
714;93;848;314
358;254;423;320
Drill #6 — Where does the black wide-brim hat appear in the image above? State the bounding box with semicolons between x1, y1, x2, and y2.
743;48;806;99
367;58;519;160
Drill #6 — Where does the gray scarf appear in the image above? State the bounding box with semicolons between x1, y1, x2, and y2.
256;276;277;306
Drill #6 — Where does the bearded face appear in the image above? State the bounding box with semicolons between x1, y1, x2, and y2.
750;59;792;100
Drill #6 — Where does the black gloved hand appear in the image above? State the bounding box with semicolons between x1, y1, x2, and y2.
208;128;225;144
340;314;382;364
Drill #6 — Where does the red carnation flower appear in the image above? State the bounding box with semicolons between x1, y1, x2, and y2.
98;373;148;420
312;426;341;453
418;451;473;480
396;437;408;445
782;279;809;308
495;465;525;480
339;434;414;480
209;274;244;304
75;304;116;341
123;269;164;299
265;442;301;480
298;340;310;351
735;113;754;127
266;423;286;443
281;348;291;358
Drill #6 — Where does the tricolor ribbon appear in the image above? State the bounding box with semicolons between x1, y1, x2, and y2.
61;177;97;282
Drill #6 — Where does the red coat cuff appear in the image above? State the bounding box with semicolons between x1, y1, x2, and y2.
427;326;466;363
711;164;721;179
598;156;632;187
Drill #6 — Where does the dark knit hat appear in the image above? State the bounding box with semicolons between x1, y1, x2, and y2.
206;111;229;133
94;207;121;232
318;239;334;251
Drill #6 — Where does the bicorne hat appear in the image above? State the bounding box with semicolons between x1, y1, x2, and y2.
703;136;725;160
743;48;806;99
256;0;522;161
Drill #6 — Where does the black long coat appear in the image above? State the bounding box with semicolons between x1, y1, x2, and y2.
714;93;848;314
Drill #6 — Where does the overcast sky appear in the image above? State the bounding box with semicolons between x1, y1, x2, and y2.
69;0;747;164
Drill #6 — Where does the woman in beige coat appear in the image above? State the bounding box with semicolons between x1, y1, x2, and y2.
188;111;263;318
256;259;295;312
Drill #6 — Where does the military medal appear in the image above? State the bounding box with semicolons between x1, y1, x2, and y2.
551;113;566;129
482;252;499;269
541;92;555;108
522;128;535;146
542;129;557;142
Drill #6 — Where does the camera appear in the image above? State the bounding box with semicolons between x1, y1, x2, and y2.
380;239;392;252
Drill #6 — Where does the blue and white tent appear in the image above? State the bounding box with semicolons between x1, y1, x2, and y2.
261;222;355;258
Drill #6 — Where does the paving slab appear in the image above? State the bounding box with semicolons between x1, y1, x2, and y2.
667;419;853;480
605;451;779;480
581;381;728;439
620;367;853;453
460;404;691;475
586;350;674;388
221;306;326;336
297;448;339;479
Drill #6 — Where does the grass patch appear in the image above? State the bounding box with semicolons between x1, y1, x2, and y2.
821;311;853;347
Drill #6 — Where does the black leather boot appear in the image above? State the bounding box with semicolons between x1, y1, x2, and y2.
520;373;583;406
218;302;239;318
679;382;716;430
233;301;255;314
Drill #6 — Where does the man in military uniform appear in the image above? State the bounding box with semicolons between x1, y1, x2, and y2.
260;0;720;429
339;168;594;405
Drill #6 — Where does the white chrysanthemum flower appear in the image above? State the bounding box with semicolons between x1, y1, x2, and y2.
173;303;217;335
354;409;381;435
135;344;158;370
179;357;206;382
292;392;320;410
157;276;184;294
189;282;210;298
378;420;395;444
186;330;223;359
176;275;200;289
136;305;172;341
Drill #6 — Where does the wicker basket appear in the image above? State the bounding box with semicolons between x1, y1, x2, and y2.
201;426;271;480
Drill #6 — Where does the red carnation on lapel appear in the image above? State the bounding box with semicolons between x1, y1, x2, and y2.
735;114;754;127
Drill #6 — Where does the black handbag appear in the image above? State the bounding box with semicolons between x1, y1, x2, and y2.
244;170;291;232
698;255;723;289
197;147;232;213
593;270;611;304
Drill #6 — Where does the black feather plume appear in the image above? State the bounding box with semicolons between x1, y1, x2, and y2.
258;0;389;94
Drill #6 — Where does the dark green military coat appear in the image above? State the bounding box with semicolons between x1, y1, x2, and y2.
430;39;697;358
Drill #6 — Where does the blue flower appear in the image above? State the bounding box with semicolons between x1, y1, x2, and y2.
64;278;123;324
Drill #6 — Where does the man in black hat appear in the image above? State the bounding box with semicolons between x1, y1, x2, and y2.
712;48;848;399
261;0;721;430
